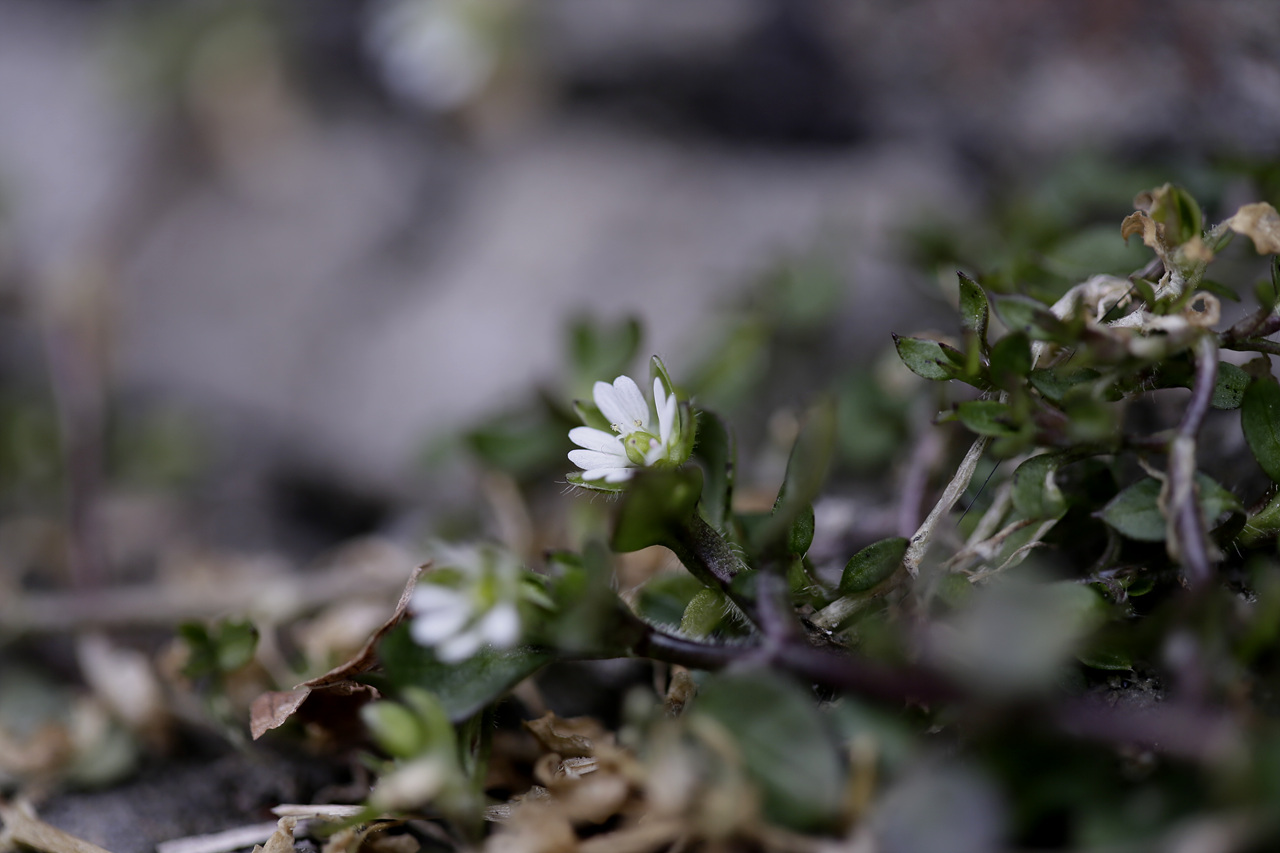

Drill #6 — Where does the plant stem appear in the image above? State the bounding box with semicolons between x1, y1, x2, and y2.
1166;333;1218;588
904;434;991;577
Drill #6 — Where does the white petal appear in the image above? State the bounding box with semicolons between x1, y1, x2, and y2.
477;603;520;647
569;427;626;454
644;442;667;466
410;584;465;614
570;449;632;471
435;628;484;663
612;375;651;431
581;466;633;481
655;378;677;446
593;380;632;433
410;607;471;646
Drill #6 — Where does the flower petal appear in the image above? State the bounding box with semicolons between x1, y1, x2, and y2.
654;377;677;446
410;605;471;646
411;584;465;614
477;602;520;647
570;449;632;471
602;467;635;482
612;375;651;431
593;380;631;433
436;628;484;663
569;426;626;454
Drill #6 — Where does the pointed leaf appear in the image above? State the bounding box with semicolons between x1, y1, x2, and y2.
893;334;956;382
1243;377;1280;483
957;272;989;343
1011;453;1068;520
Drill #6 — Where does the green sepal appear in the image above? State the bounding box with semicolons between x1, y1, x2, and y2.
679;588;728;637
566;471;628;494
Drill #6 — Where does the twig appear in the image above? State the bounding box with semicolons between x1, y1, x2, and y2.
904;434;991;577
1165;334;1219;588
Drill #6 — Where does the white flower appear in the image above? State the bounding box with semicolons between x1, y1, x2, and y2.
568;374;678;483
409;544;524;662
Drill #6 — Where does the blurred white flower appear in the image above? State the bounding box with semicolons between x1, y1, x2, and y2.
569;374;677;483
365;0;495;112
409;544;524;662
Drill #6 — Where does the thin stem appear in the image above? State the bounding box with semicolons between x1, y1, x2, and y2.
905;434;991;577
1166;333;1219;588
1222;337;1280;357
632;627;956;705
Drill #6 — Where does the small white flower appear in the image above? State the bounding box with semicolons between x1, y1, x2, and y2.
408;544;525;662
569;374;678;483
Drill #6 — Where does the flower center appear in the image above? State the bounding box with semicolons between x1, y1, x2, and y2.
623;430;659;465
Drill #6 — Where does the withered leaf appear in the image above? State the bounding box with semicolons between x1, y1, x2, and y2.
1228;202;1280;255
250;564;426;740
524;713;603;758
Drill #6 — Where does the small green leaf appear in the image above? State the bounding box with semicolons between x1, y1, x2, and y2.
993;295;1068;342
1076;648;1133;671
379;625;553;722
1098;475;1242;542
957;272;989;343
1243;377;1280;483
362;701;426;759
680;588;728;637
568;315;641;394
988;332;1032;389
764;400;836;557
893;335;957;382
955;399;1021;437
694;671;845;833
1012;453;1068;520
612;468;704;552
1211;362;1250;410
692;409;735;532
633;572;706;628
1029;367;1101;403
839;537;908;594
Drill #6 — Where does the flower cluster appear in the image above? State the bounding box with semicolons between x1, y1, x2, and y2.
568;374;679;484
409;543;525;662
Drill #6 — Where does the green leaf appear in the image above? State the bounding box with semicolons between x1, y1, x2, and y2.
1029;367;1101;404
988;332;1032;390
467;409;566;476
178;618;258;680
694;671;845;833
633;572;706;628
1243;377;1280;483
361;701;427;759
1145;184;1203;246
839;537;908;595
957;272;989;343
692;409;735;532
379;625;553;722
679;588;728;637
993;295;1069;342
1211;362;1250;410
611;467;704;552
1097;475;1242;542
893;334;957;381
955;399;1021;437
765;399;836;557
1012;453;1068;520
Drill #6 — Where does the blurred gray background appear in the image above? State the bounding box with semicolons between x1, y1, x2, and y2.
1;0;1278;550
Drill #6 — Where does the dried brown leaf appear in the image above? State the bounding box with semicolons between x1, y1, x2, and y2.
1228;202;1280;254
0;799;115;853
523;714;607;759
1121;211;1162;250
250;817;296;853
250;564;426;740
